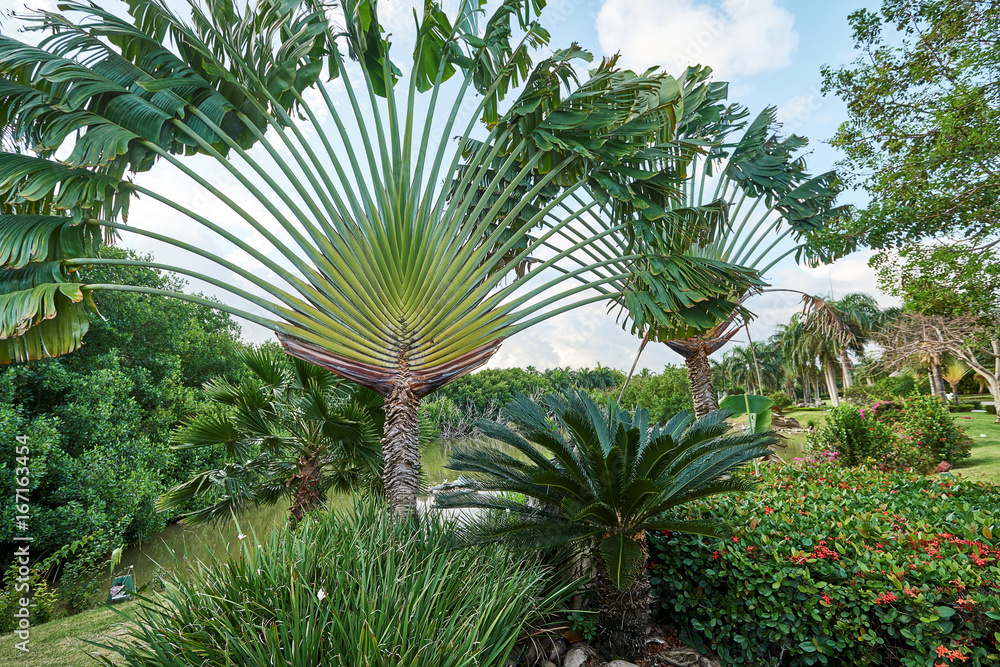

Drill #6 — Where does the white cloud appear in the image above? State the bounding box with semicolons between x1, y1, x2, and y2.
596;0;799;79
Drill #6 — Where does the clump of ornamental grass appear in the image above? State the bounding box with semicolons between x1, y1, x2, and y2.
91;499;573;667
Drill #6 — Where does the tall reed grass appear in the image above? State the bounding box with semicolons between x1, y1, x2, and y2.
93;500;572;666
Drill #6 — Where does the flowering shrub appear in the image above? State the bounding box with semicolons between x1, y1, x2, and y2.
874;395;971;466
807;403;895;466
650;463;1000;666
809;397;971;472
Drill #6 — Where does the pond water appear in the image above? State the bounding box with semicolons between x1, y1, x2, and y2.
115;435;804;590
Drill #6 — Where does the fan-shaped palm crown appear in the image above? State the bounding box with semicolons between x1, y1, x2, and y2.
0;0;762;515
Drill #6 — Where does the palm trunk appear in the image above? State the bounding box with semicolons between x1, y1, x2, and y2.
684;346;718;419
823;361;840;406
931;360;947;398
839;349;853;390
813;377;822;405
383;375;422;519
593;538;652;660
802;375;811;405
289;449;324;529
993;338;1000;424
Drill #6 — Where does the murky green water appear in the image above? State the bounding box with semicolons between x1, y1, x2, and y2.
116;435;803;590
116;438;487;589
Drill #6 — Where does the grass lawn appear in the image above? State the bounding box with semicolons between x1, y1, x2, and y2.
951;411;1000;483
0;602;135;666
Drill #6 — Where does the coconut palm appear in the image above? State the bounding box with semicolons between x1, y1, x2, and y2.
0;0;760;516
436;390;774;660
823;292;883;389
158;345;390;527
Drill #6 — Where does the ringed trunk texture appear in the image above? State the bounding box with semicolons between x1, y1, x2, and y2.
593;541;652;660
684;346;718;419
802;375;811;405
383;379;421;519
289;450;324;529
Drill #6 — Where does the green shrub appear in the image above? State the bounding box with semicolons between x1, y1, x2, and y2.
94;499;571;667
987;404;997;415
949;404;974;413
846;375;923;403
0;562;58;632
875;395;971;466
650;463;1000;666
972;401;983;410
768;391;794;411
806;403;894;466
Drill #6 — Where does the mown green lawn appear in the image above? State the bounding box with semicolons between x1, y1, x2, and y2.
0;602;134;666
951;411;1000;483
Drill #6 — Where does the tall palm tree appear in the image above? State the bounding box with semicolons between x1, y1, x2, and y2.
0;0;759;516
823;292;883;390
158;345;388;527
437;390;774;660
781;311;845;406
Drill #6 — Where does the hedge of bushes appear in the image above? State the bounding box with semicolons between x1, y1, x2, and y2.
650;462;1000;666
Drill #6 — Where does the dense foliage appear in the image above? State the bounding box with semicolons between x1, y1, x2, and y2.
94;500;571;667
423;365;692;435
159;345;390;527
822;0;1000;256
619;366;694;424
0;252;245;601
808;396;971;471
651;462;1000;666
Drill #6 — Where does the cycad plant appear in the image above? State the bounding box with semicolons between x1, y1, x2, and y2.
0;0;760;516
158;344;391;527
436;390;775;660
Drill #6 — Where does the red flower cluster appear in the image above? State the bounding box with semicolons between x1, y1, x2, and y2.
874;591;898;605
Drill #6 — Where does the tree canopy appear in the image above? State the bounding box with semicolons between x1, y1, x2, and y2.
822;0;1000;258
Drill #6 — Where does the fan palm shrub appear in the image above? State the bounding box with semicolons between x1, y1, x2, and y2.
158;344;395;527
0;0;761;517
436;390;775;660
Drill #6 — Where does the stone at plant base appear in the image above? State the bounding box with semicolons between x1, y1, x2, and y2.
544;637;569;662
541;662;557;667
657;647;700;666
697;656;720;667
563;648;591;667
602;661;639;667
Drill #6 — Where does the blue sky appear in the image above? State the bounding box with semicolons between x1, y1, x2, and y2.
0;0;892;372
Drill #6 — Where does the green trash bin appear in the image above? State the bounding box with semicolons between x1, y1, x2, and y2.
106;565;135;604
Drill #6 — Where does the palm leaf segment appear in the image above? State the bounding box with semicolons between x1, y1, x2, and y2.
0;0;757;391
437;389;775;589
639;106;852;346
